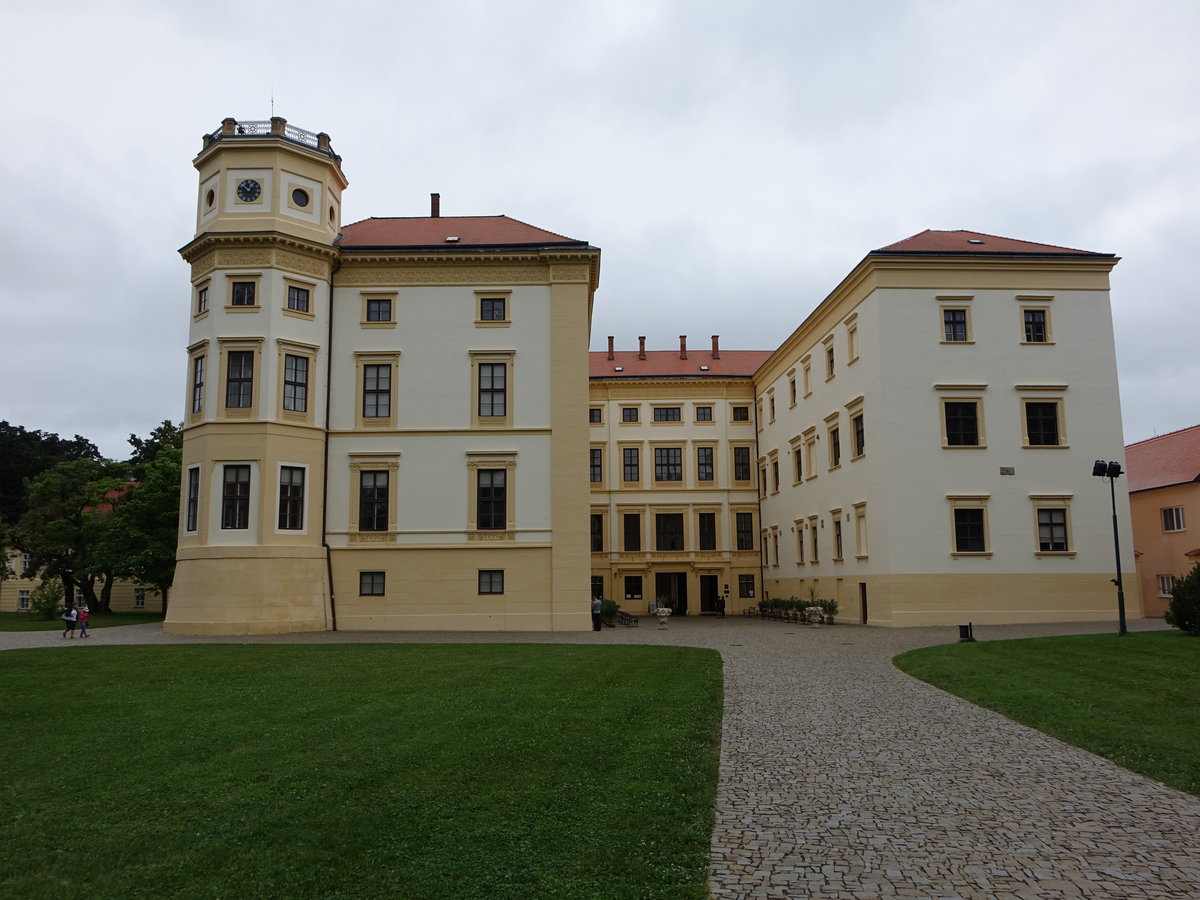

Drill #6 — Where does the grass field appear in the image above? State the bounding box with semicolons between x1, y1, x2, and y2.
894;630;1200;797
0;644;722;899
0;611;166;631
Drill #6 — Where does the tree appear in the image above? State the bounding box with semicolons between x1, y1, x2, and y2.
0;422;99;528
105;447;181;615
1164;563;1200;635
8;458;130;613
126;421;182;480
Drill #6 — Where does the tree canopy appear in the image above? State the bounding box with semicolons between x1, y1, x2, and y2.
0;422;99;527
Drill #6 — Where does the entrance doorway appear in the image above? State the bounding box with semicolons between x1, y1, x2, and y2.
655;572;688;616
699;575;719;614
859;582;868;624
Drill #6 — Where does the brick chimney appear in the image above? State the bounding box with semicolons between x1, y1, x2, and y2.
607;336;614;361
711;335;721;359
431;193;440;217
679;335;688;360
638;336;646;361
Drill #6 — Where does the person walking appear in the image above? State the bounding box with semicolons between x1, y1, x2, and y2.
591;596;603;632
61;604;78;639
78;605;90;638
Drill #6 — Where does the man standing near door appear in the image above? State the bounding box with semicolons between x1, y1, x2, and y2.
591;596;603;632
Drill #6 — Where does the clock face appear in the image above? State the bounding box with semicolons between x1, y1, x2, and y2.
236;179;261;202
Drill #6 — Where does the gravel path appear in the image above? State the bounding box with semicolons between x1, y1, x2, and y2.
6;616;1198;898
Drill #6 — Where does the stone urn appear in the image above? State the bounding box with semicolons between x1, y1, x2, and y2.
655;606;673;630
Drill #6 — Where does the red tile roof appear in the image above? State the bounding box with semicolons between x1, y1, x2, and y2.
1125;424;1200;493
874;230;1110;256
590;349;771;379
337;216;586;249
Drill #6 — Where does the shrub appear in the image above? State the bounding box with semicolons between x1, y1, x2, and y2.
30;580;64;621
600;598;619;619
1165;563;1200;635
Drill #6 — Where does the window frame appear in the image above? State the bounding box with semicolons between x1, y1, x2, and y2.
358;470;390;532
696;445;714;483
475;290;512;327
733;445;752;482
478;570;505;594
622;447;640;484
623;512;642;552
278;465;306;531
654;446;683;482
221;464;251;531
698;511;717;551
470;351;514;428
1022;398;1065;448
652;406;682;423
224;349;255;410
942;398;985;448
1162;506;1186;533
185;466;200;533
359;571;385;596
948;495;991;556
228;278;259;309
655;512;685;551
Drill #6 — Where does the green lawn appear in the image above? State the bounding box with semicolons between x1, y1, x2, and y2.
0;644;722;899
0;611;165;631
894;631;1200;796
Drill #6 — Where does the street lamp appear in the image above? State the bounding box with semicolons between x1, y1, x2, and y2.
1091;459;1127;635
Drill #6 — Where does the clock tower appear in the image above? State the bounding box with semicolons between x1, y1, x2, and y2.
167;117;348;634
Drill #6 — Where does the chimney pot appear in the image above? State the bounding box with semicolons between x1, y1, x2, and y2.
431;193;440;217
711;335;721;359
638;336;646;361
679;335;688;360
607;336;614;361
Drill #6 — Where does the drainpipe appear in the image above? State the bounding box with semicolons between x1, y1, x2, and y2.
322;258;339;630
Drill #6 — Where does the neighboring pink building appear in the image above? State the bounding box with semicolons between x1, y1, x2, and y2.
1126;425;1200;617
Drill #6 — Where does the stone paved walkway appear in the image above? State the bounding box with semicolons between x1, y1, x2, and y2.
6;616;1199;898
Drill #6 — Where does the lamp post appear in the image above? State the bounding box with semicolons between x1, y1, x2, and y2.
1091;459;1127;635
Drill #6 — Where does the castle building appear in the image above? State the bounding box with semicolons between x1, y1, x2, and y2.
168;117;1138;633
588;336;770;614
1125;424;1200;617
167;118;599;634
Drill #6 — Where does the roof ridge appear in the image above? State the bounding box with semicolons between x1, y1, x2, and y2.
1126;422;1200;448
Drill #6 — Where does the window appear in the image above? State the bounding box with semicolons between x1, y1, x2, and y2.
366;298;392;322
591;576;605;599
789;378;797;406
624;575;643;601
221;465;251;530
833;518;844;560
363;364;391;419
477;469;506;530
287;285;310;313
653;407;682;422
623;448;640;483
695;406;713;422
590;448;603;483
590;514;603;552
809;518;819;562
655;513;684;551
943;308;968;342
478;363;507;417
480;297;506;321
954;508;986;553
278;466;305;530
768;395;776;421
622;407;639;423
1024;401;1061;446
829;427;841;468
795;522;805;564
698;512;716;551
360;572;385;596
736;512;754;551
854;503;868;559
134;589;146;609
479;570;505;594
944;401;981;447
589;408;602;423
623;513;641;551
17;590;30;611
1158;574;1178;597
825;345;835;378
738;574;755;598
225;351;254;409
1023;309;1049;343
852;413;865;458
196;285;209;314
283;354;308;412
21;553;31;574
191;355;205;414
733;446;751;481
1162;506;1186;532
654;447;682;481
359;471;389;531
771;458;779;492
1037;507;1068;551
793;447;803;482
697;447;714;482
732;406;749;422
231;281;256;306
185;468;199;532
802;359;812;397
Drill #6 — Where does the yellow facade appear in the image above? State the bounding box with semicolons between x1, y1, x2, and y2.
1130;481;1199;618
0;553;161;614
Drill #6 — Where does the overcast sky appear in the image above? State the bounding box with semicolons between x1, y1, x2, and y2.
2;0;1196;460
